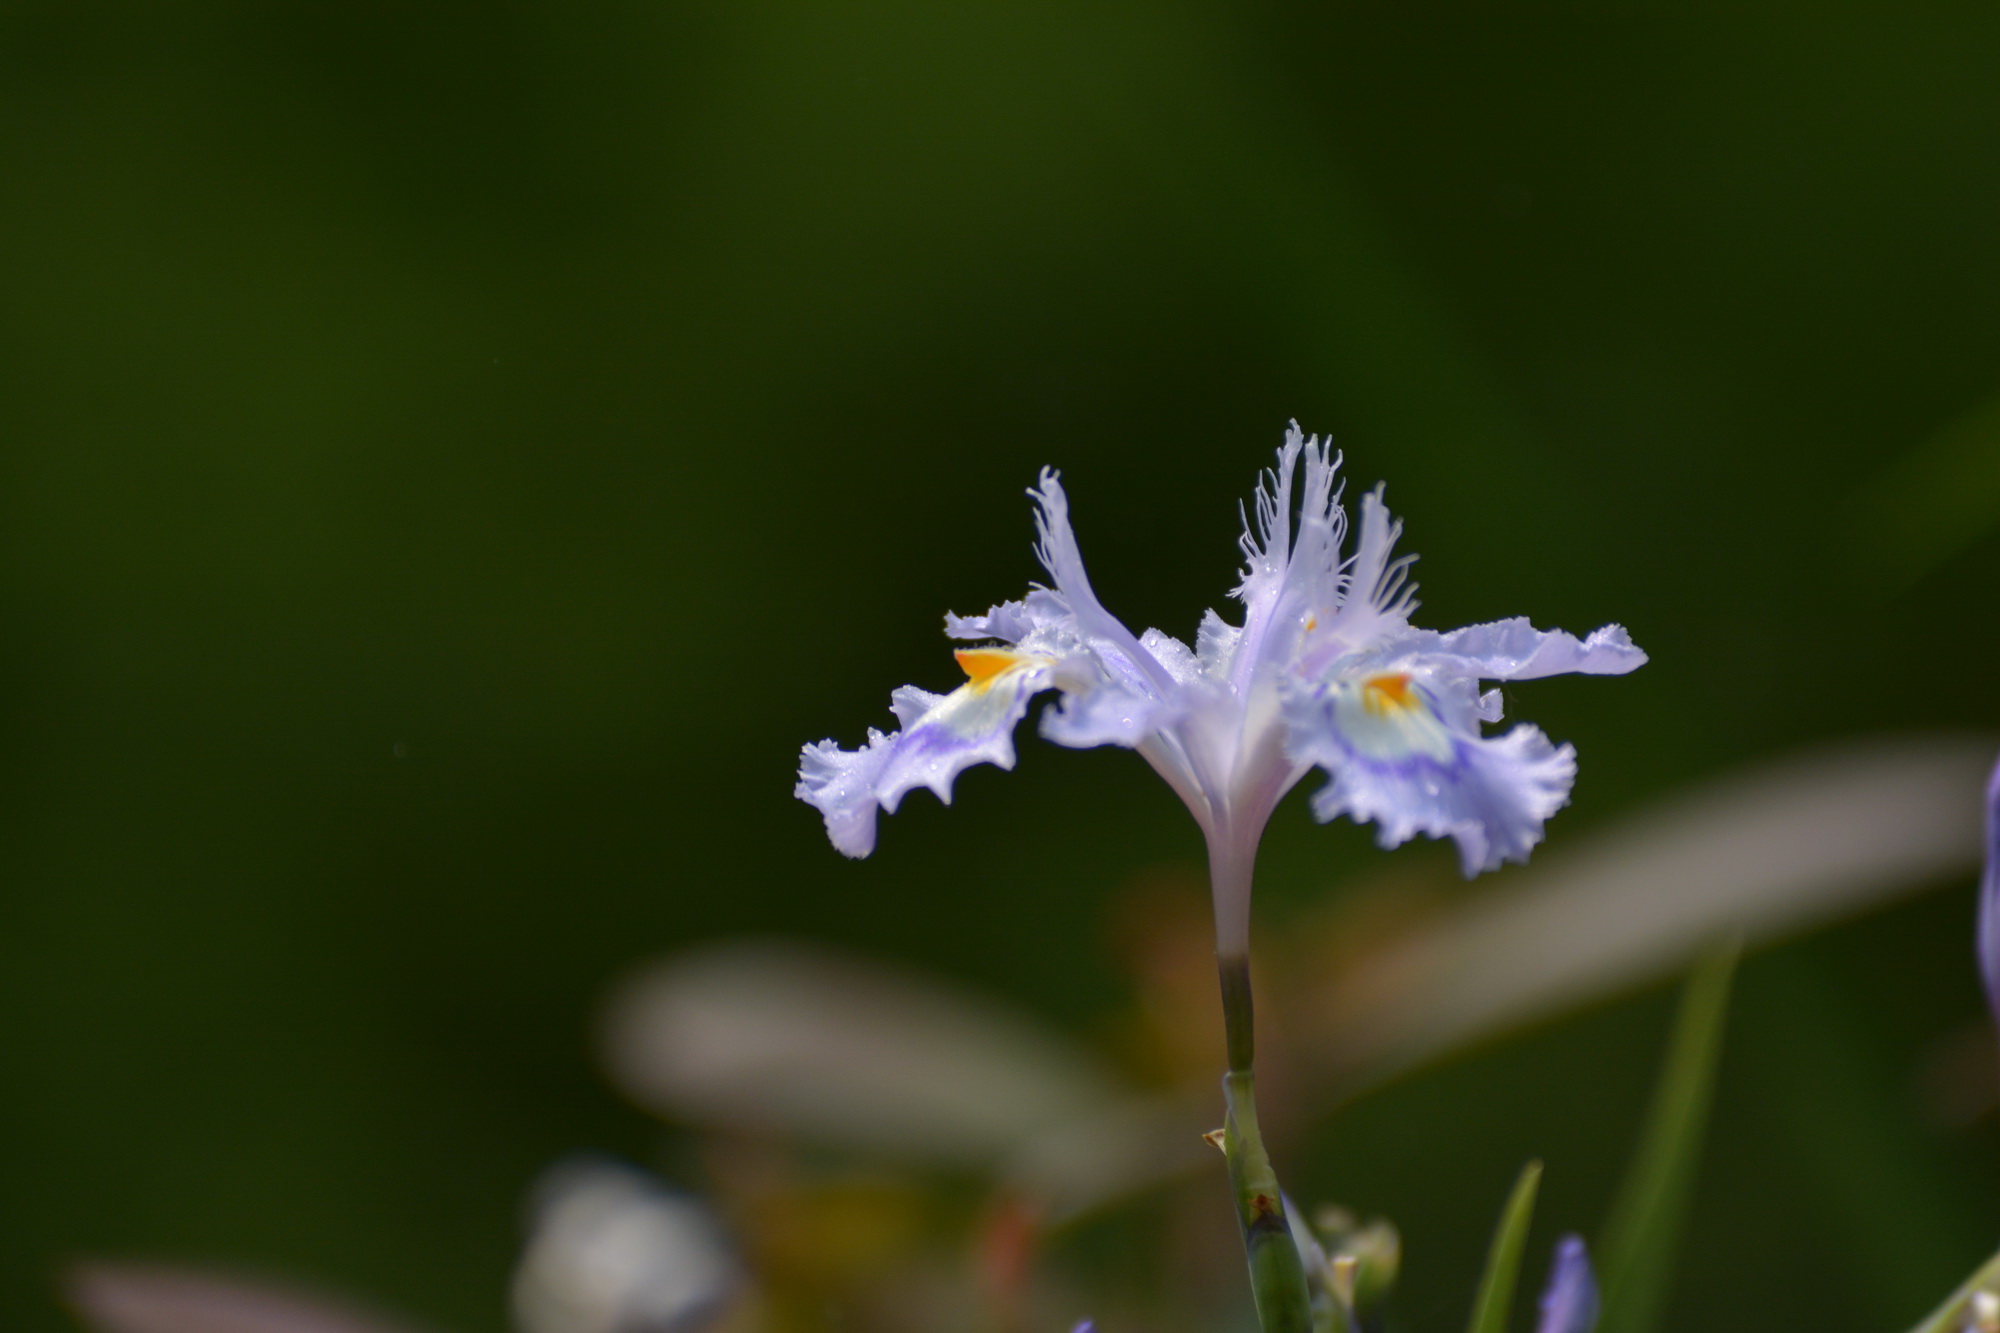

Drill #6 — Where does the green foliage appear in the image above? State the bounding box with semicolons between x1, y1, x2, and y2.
1598;940;1740;1333
1466;1161;1543;1333
1;4;1999;1332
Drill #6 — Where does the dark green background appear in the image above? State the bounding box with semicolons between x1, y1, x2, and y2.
2;3;1998;1330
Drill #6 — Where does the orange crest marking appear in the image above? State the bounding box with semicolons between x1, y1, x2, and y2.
954;648;1025;690
1360;672;1417;716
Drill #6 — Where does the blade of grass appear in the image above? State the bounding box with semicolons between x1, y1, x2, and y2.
1597;937;1740;1333
1903;1242;2000;1333
1467;1160;1543;1333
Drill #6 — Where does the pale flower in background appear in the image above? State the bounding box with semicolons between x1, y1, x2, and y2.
513;1159;744;1333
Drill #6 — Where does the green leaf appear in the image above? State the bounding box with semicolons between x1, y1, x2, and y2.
1597;938;1740;1333
1466;1160;1543;1333
1903;1242;2000;1333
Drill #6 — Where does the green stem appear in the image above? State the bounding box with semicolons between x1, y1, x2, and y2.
1219;954;1257;1072
1219;954;1312;1333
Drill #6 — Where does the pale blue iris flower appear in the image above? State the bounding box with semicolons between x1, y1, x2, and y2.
796;426;1645;955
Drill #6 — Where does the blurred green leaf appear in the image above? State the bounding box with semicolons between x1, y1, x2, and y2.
1467;1160;1543;1333
1598;940;1740;1333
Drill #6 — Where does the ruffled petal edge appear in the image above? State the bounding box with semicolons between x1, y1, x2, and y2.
795;656;1053;857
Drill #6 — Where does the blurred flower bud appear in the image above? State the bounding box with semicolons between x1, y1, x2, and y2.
1311;1206;1357;1238
1308;1207;1399;1325
512;1157;745;1333
1534;1236;1599;1333
1339;1220;1400;1320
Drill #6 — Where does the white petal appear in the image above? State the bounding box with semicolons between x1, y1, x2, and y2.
1138;627;1202;686
945;601;1035;643
1320;724;1575;875
796;732;896;858
1232;427;1346;614
889;685;945;728
1397;617;1647;680
944;588;1073;646
795;654;1052;857
1029;471;1179;698
1228;429;1347;695
1283;670;1575;875
1196;608;1241;678
1304;486;1417;666
1040;680;1169;749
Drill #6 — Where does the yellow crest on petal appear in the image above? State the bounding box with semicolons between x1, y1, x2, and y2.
1360;672;1417;716
954;648;1031;691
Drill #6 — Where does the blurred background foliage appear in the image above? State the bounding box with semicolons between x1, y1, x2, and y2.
2;2;1999;1331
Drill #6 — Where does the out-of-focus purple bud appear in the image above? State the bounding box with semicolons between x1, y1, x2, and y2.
1979;756;2000;1032
1069;1322;1095;1333
1535;1235;1599;1333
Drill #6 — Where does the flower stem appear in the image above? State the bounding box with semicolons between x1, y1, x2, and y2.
1219;954;1257;1073
1216;953;1312;1333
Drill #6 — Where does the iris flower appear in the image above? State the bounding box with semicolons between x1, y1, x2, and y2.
797;427;1643;1330
796;427;1645;959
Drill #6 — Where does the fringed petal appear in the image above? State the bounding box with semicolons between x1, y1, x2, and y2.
1233;426;1346;629
1138;628;1202;687
1039;680;1170;749
1396;617;1647;680
796;732;897;859
1195;608;1241;679
944;588;1073;646
795;652;1053;857
1294;486;1418;678
1283;668;1576;875
1029;471;1179;700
